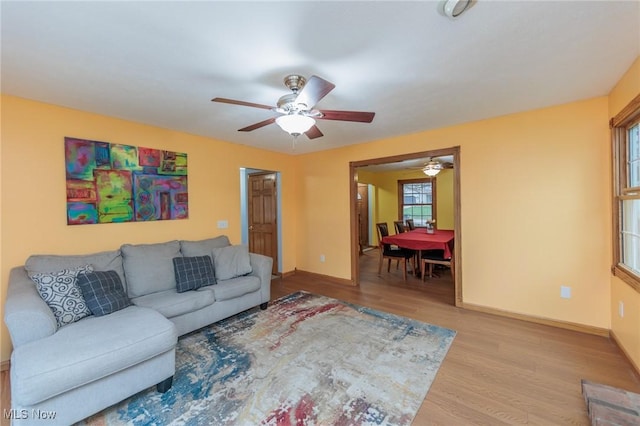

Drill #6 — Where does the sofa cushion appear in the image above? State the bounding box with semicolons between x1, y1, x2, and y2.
11;305;177;406
25;250;126;291
211;245;252;280
173;256;216;293
131;288;215;318
121;240;181;298
28;265;93;328
77;270;132;316
211;275;260;301
180;235;230;259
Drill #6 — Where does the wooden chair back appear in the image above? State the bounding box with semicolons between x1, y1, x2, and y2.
394;220;406;234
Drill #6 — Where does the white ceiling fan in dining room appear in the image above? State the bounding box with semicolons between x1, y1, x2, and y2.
408;157;454;177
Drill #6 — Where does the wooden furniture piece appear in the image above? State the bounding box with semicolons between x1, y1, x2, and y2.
382;229;453;257
405;218;416;230
421;238;454;281
382;229;454;280
394;220;407;234
581;379;640;425
376;223;415;281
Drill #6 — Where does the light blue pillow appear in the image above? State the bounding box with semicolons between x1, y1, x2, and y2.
211;245;252;281
180;236;230;258
121;240;181;297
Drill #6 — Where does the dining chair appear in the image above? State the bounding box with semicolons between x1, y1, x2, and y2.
405;218;415;231
394;220;419;267
421;238;455;282
376;222;415;281
395;220;419;266
393;220;406;234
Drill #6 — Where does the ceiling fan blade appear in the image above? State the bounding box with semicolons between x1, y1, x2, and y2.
318;109;375;123
211;97;274;111
294;75;335;109
305;125;324;139
238;117;276;132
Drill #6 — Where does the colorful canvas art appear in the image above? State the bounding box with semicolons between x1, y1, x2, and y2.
65;137;188;225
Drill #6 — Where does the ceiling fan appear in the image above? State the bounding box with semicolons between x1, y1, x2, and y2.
211;74;375;140
409;157;454;177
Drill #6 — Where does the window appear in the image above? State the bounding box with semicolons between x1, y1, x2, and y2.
398;178;435;227
612;94;640;292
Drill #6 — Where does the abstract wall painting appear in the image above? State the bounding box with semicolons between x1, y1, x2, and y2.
65;137;188;225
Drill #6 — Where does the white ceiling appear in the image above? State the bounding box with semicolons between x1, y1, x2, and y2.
2;1;639;155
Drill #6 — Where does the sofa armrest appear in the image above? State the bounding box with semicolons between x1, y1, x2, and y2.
249;253;273;303
4;266;57;348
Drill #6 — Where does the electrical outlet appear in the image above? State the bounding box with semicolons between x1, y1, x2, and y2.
320;254;326;263
217;220;228;229
560;286;571;299
619;301;624;318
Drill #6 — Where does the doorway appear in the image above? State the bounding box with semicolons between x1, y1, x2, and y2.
357;183;370;254
349;147;462;306
240;169;281;275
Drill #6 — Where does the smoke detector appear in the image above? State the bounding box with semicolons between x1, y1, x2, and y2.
440;0;472;19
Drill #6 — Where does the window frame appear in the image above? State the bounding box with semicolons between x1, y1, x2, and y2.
611;93;640;292
397;178;436;227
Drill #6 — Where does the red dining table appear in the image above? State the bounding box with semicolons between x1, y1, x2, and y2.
382;229;454;259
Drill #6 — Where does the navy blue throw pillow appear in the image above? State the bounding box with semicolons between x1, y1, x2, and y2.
77;270;132;316
173;256;216;293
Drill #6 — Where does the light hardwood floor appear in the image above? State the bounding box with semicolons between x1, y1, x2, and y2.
273;250;640;425
2;250;638;425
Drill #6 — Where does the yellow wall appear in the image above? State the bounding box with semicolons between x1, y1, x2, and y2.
0;95;297;362
2;56;637;365
297;96;612;330
435;169;454;230
609;56;640;370
368;173;398;241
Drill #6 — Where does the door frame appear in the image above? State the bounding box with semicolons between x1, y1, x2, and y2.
349;146;462;306
357;183;370;254
240;168;282;274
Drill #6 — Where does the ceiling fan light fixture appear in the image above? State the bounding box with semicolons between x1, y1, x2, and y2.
422;161;443;177
275;114;315;136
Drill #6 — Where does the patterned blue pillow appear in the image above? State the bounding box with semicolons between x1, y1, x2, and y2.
29;265;94;328
77;270;132;316
173;256;216;293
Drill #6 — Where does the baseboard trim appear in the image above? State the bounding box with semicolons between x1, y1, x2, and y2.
281;270;296;279
292;269;355;286
610;330;640;378
461;302;610;337
1;359;10;371
282;271;611;337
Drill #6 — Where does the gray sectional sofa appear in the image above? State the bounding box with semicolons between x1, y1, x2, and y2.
4;235;273;425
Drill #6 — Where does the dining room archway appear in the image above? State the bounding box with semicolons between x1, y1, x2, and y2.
349;146;462;307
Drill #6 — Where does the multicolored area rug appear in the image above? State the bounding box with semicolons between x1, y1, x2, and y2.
84;291;456;425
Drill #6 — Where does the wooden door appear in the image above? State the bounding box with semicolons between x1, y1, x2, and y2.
248;172;278;275
357;183;369;253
